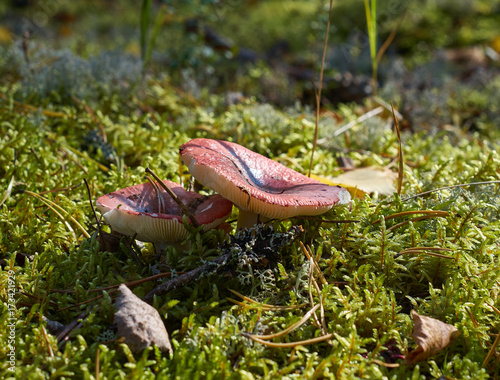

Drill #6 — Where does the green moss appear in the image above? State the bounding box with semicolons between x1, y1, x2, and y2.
1;77;499;377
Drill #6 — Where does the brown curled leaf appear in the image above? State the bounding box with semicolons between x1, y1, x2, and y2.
114;284;172;353
406;310;460;365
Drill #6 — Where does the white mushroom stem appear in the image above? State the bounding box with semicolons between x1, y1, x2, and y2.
237;209;270;229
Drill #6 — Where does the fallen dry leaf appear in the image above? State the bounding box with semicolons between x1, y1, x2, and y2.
312;166;397;198
406;310;460;365
114;284;172;353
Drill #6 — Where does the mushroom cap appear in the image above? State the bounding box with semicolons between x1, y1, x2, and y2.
96;180;233;244
179;138;351;220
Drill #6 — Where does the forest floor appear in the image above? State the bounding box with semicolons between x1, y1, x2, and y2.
0;1;499;379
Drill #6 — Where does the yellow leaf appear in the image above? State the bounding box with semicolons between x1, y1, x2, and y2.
0;26;12;44
312;166;397;198
491;35;500;54
311;174;367;199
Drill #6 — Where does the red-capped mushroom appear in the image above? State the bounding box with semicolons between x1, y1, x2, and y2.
179;138;351;228
96;180;233;245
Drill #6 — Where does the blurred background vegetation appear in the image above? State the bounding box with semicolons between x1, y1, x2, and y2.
1;0;500;121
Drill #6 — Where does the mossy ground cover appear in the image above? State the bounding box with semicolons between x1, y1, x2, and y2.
1;1;500;379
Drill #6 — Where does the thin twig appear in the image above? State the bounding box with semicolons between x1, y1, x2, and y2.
57;293;109;312
0;92;67;118
452;206;478;243
56;312;88;343
143;253;230;303
84;178;100;232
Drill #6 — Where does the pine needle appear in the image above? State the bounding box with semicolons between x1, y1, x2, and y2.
387;213;449;232
482;331;500;369
391;102;403;195
251;305;320;341
227;289;307;311
0;175;15;208
243;331;335;348
401;181;500;202
395;247;453;259
300;241;327;285
373;210;449;224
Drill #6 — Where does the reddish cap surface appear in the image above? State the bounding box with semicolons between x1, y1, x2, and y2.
180;138;351;220
96;180;233;243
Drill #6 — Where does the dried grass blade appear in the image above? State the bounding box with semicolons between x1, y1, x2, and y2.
96;348;101;380
300;241;327;285
391;102;403;195
486;302;500;317
227;289;306;311
40;325;54;358
311;267;328;337
0;175;15;207
396;250;454;259
244;332;335;348
371;359;400;368
482;331;500;369
387;214;448;232
145;167;200;228
308;0;333;176
38;182;83;196
62;144;110;172
331;106;383;138
23;190;90;239
374;210;449;224
400;247;452;253
253;305;321;341
396;247;452;259
308;257;322;331
0;93;68;118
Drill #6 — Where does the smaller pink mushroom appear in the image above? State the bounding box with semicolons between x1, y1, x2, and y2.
180;138;351;228
96;180;233;244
